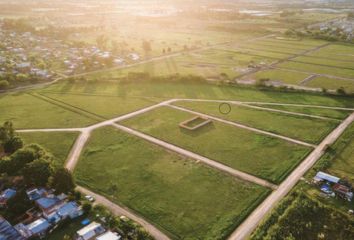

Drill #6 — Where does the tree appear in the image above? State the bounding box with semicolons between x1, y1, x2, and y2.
50;167;76;194
3;136;23;154
96;35;108;50
22;158;53;186
5;189;32;222
0;80;9;90
82;202;92;213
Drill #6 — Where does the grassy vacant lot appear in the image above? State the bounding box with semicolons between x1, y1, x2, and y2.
294;56;354;69
308;44;354;62
0;93;96;129
174;101;337;144
120;107;311;183
75;127;269;240
325;124;354;182
251;69;310;85
19;131;79;166
44;80;354;108
305;76;354;93
249;104;351;120
41;92;157;119
278;61;354;79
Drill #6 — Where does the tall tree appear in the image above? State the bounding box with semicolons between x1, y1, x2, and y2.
50;167;76;194
22;158;53;186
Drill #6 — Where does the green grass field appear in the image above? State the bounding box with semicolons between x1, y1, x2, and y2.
248;104;351;120
120;106;311;183
308;44;354;62
40;93;158;119
251;69;310;85
278;61;354;79
173;101;338;144
293;56;354;70
19;131;79;166
326;124;354;182
75;127;269;240
305;76;354;93
43;80;354;108
0;93;96;129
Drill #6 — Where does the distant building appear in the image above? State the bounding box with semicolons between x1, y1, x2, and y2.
35;194;66;218
76;222;105;240
26;188;47;201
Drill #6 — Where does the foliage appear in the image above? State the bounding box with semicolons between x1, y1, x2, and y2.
3;189;32;224
50;167;76;194
22;158;53;186
0;80;9;90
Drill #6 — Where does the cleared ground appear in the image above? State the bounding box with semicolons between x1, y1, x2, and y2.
19;131;79;166
173;101;338;144
74;127;269;240
120;106;311;183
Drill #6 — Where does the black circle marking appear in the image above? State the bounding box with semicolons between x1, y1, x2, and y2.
219;102;231;115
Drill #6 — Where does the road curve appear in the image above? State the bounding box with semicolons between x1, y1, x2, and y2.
228;112;354;240
66;131;91;171
76;186;171;240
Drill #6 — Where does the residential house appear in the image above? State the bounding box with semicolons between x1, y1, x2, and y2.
333;183;353;202
57;201;83;220
0;216;25;240
96;231;121;240
35;193;66;218
0;189;16;208
26;188;48;201
15;218;51;239
76;222;106;240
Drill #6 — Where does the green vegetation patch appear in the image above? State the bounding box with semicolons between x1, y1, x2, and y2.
251;191;354;240
174;101;337;144
75;127;269;240
252;69;310;85
305;76;354;93
120;106;311;183
41;92;158;119
44;80;354;108
0;93;95;129
19;131;79;166
249;104;351;120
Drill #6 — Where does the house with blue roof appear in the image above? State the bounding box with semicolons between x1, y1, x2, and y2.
0;216;25;240
57;201;83;220
35;194;66;218
15;218;51;239
0;189;16;207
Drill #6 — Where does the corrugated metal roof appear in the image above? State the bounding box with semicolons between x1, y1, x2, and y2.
315;171;340;183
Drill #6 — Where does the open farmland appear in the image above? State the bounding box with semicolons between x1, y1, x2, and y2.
74;127;269;240
249;69;310;85
173;100;338;144
305;76;354;93
120;106;311;183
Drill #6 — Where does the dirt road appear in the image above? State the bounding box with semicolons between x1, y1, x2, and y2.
228;112;354;240
76;186;171;240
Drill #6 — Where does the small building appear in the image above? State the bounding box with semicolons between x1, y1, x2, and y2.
76;222;105;240
0;216;25;240
16;218;51;239
96;231;121;240
0;189;16;207
26;188;47;201
16;62;31;72
57;201;83;220
313;171;340;184
333;184;353;202
35;194;66;217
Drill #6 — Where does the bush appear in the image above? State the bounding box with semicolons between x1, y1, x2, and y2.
0;80;9;90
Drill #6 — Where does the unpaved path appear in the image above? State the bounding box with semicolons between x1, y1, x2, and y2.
228;112;354;240
112;123;277;189
168;104;316;148
76;186;170;240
